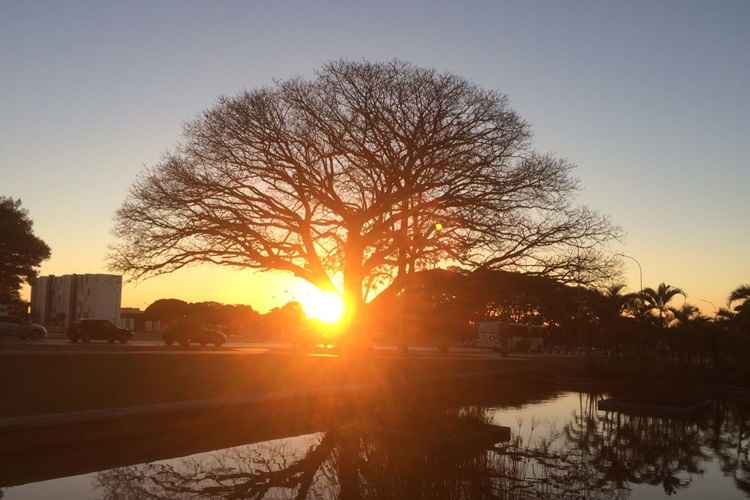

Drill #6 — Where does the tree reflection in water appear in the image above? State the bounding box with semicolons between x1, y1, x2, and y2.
705;400;750;494
94;395;750;500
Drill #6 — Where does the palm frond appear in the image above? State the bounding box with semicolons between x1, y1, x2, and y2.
729;284;750;306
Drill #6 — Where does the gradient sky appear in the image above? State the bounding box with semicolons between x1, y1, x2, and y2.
1;1;748;313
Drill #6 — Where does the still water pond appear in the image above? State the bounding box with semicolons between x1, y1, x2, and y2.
3;391;750;499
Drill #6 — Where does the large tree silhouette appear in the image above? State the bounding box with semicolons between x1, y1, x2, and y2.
0;197;50;305
111;60;617;329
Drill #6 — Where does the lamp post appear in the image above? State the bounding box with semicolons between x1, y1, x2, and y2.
615;253;643;293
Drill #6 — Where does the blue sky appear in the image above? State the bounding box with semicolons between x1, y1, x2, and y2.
1;1;747;312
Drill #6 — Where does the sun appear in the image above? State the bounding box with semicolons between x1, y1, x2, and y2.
293;282;345;323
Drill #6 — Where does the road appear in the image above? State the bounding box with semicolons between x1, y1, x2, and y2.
0;333;509;360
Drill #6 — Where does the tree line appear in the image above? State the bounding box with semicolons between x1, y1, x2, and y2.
142;271;749;364
370;269;749;371
141;298;311;340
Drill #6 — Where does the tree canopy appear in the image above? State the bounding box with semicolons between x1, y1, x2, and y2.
142;298;191;321
111;60;618;327
0;197;50;304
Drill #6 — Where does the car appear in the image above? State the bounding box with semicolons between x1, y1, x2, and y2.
68;319;133;344
0;316;47;340
163;319;227;347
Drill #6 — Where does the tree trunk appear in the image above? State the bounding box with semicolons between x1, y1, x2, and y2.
342;234;365;340
342;281;364;334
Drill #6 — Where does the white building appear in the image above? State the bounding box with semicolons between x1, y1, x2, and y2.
31;274;122;328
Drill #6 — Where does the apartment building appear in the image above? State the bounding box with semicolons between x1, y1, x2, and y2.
30;274;122;328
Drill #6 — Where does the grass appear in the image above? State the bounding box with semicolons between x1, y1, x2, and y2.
7;348;743;419
0;351;586;418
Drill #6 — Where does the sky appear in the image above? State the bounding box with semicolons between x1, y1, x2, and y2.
1;1;748;314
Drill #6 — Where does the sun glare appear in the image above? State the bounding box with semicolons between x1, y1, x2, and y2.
293;282;345;323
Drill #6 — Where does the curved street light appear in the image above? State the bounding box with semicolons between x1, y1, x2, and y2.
695;297;718;315
615;252;643;293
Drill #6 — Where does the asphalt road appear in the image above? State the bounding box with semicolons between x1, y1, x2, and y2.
0;333;508;359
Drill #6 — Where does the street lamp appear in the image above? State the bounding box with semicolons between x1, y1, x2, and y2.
615;253;643;293
696;298;718;315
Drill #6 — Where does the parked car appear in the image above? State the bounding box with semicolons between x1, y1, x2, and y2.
0;316;47;340
68;319;133;344
163;319;227;347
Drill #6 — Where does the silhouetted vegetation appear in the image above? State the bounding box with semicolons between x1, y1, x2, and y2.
141;298;315;341
0;197;50;308
363;269;750;379
139;270;750;379
728;284;750;330
144;299;262;335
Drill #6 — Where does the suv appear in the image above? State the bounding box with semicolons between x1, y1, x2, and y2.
0;316;47;340
163;318;227;347
68;320;133;344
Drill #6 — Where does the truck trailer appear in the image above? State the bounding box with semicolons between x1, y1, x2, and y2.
476;321;546;354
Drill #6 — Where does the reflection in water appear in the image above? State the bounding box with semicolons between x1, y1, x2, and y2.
92;395;750;500
485;394;750;499
95;410;513;500
708;400;750;495
5;391;750;499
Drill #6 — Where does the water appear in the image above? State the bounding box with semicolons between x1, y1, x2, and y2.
3;390;750;499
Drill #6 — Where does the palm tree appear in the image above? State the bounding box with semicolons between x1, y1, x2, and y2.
668;304;702;328
603;284;638;316
728;284;750;331
640;283;686;328
595;284;639;354
729;284;750;313
717;307;736;318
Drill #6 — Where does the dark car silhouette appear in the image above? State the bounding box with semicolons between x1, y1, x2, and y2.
68;319;133;344
163;319;226;348
0;316;47;340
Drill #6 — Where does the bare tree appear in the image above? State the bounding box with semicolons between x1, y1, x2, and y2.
111;60;618;329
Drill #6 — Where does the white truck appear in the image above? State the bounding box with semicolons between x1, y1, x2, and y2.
476;321;546;354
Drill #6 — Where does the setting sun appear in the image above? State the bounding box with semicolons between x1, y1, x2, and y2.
292;282;345;323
